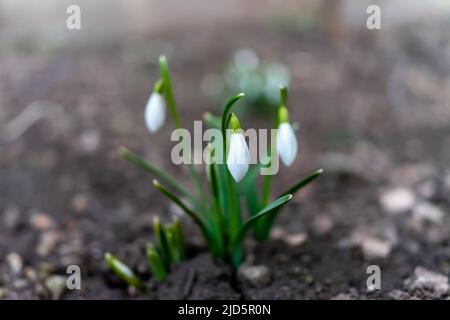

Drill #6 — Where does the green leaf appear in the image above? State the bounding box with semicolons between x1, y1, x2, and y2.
105;253;143;290
257;168;324;240
233;194;293;246
203;112;221;129
159;55;181;128
165;222;183;264
280;168;323;197
152;180;212;244
221;93;245;157
173;218;186;260
120;147;194;202
146;244;168;281
153;217;171;268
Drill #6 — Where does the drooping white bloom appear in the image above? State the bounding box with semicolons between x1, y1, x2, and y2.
145;92;166;133
227;133;250;182
277;122;297;166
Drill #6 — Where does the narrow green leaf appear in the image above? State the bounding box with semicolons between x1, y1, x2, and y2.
105;253;143;290
257;168;324;240
233;194;293;245
152;180;212;244
146;244;168;281
221;93;245;157
172;218;186;260
120;147;193;202
159;55;181;128
203;112;221;129
280;168;323;197
165;227;181;266
153;217;171;268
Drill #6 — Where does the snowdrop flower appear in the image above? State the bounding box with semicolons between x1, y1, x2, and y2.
226;114;250;182
145;80;166;133
276;106;297;167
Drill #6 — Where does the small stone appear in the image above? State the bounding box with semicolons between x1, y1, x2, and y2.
71;194;89;213
44;275;67;300
37;231;61;256
416;179;437;199
388;289;410;300
412;202;444;224
0;288;6;299
238;265;271;288
312;214;333;235
271;227;307;246
30;212;54;231
405;266;449;298
6;252;23;274
380;187;416;214
78;129;100;153
285;233;308;247
331;293;354;300
360;236;392;259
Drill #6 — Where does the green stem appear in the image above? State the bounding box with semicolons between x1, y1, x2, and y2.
159;55;206;209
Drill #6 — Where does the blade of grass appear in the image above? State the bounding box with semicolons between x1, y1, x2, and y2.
159;55;181;128
152;179;213;246
203;112;221;129
159;55;206;208
105;253;143;290
146;244;168;281
120;147;194;203
280;168;323;197
232;194;293;246
258;168;324;240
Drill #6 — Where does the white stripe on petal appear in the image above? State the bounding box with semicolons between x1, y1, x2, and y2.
227;133;250;182
145;92;166;133
277;122;298;166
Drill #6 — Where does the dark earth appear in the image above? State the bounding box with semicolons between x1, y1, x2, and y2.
1;19;450;299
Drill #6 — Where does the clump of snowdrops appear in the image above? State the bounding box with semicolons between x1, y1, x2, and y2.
105;55;322;288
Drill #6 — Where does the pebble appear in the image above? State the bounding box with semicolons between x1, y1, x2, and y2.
30;212;54;231
237;265;271;288
388;289;410;300
379;187;416;214
271;227;308;246
360;236;392;260
44;275;67;300
412;202;444;224
37;231;61;256
71;194;89;213
6;252;23;274
78;129;100;153
405;266;449;298
312;214;333;235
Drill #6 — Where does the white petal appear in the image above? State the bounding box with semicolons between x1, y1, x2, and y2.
227;133;250;182
145;93;166;133
277;122;298;166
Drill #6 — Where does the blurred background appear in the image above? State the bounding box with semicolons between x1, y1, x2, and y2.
1;0;450;299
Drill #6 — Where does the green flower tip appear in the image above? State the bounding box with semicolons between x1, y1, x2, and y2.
278;106;289;124
229;113;241;131
153;179;161;187
118;146;128;157
159;55;167;65
153;79;164;94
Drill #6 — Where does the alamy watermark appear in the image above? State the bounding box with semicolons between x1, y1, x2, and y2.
170;121;280;175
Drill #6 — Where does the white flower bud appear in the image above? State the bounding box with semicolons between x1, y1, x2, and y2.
145;92;166;133
227;133;250;182
277;122;297;166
